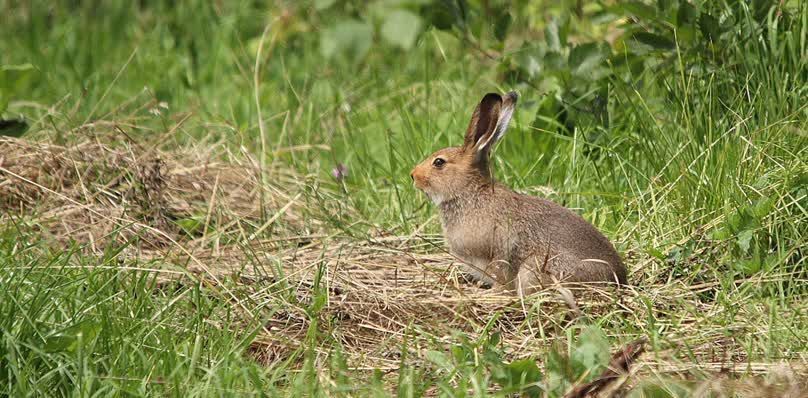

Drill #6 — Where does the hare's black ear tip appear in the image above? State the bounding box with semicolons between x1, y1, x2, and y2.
482;92;502;101
505;91;519;103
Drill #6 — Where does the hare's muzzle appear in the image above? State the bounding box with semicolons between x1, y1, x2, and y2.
410;167;426;190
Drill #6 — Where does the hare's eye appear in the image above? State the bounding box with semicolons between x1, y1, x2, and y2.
432;157;446;168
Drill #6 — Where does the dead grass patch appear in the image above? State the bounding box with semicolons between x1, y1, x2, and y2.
0;134;309;249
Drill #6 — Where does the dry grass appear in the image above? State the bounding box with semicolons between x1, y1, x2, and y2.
0;133;310;250
1;133;805;396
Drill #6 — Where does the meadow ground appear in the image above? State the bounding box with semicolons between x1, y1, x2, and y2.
0;1;806;397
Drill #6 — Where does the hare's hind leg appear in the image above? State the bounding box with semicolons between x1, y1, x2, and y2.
513;257;551;297
515;256;584;320
577;258;625;285
515;251;583;296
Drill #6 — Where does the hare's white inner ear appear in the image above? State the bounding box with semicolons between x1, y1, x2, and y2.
476;103;514;153
463;93;502;150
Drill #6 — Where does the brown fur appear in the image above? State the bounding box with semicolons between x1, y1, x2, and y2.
410;92;627;295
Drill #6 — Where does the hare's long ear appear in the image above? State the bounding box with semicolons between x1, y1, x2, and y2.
463;93;502;151
462;92;518;162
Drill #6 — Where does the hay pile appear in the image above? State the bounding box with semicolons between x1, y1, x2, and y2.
0;135;306;249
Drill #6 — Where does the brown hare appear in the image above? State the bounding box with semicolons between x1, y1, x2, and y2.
410;91;627;296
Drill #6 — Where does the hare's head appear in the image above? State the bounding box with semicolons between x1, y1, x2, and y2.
410;92;518;205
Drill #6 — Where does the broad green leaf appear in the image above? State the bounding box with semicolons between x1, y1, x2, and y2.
506;359;542;382
633;32;676;50
735;258;762;275
647;247;666;260
545;24;561;52
795;173;808;190
311;79;335;106
314;0;336;10
381;10;423;50
699;13;720;41
545;345;573;394
450;344;471;363
497;359;542;397
677;26;698;46
543;51;566;71
515;47;542;80
763;253;784;272
665;244;694;266
629;381;689;398
421;1;459;31
728;206;759;233
752;0;777;21
308;289;327;314
493;11;512;41
425;350;452;370
676;2;698;26
530;92;565;133
44;320;101;354
620;2;658;20
320;19;373;61
544;14;569;51
711;226;732;240
568;42;610;77
657;0;673;11
751;196;774;218
736;229;755;253
175;216;204;235
572;325;610;374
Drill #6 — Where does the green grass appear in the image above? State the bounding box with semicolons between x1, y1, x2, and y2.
1;1;807;396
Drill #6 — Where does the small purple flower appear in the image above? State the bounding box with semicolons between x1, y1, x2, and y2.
331;163;348;181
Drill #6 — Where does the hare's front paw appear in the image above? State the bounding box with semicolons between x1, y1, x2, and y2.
459;273;493;289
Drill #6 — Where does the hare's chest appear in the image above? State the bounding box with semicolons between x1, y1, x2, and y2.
443;218;499;258
443;227;509;286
